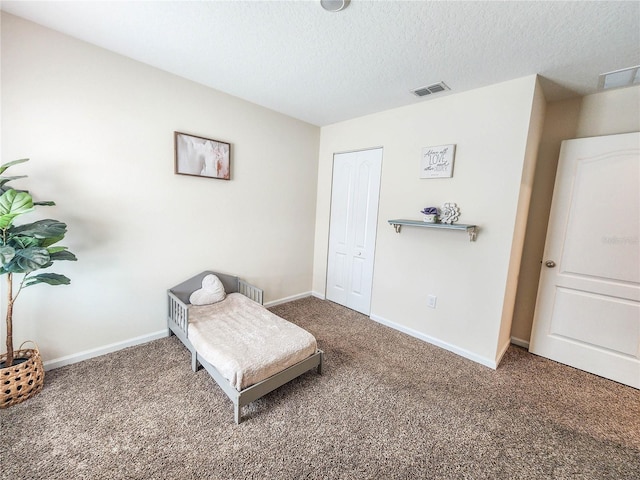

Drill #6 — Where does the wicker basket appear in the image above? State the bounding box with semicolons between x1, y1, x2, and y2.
1;342;45;408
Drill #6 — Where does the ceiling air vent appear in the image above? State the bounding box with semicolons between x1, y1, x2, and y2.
412;82;450;97
598;65;640;90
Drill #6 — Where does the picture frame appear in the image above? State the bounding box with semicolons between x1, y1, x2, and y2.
174;131;231;180
420;144;456;179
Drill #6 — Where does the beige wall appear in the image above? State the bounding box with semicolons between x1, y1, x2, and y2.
5;12;636;371
510;84;640;344
496;79;546;355
576;86;640;138
314;76;541;367
1;14;320;366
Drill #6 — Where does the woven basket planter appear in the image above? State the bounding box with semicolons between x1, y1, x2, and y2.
1;344;45;408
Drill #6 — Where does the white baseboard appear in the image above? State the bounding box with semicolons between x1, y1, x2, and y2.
510;336;530;349
43;329;169;371
265;291;312;307
369;314;498;369
43;292;315;371
311;291;325;300
45;298;518;372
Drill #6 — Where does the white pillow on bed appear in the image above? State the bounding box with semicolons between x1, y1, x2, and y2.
189;274;227;305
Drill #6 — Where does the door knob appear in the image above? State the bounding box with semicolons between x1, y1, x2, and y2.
545;260;556;268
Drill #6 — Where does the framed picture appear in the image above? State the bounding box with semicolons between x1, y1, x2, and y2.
420;144;455;179
174;131;230;180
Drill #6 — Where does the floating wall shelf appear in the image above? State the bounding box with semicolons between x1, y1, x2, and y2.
388;219;478;241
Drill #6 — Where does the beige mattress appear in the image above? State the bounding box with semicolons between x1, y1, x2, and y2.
188;293;317;391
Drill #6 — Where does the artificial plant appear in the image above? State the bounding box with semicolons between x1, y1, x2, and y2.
0;158;77;367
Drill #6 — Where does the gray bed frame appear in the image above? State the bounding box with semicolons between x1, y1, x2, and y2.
167;271;323;424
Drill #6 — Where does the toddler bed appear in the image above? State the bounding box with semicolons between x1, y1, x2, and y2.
167;271;323;423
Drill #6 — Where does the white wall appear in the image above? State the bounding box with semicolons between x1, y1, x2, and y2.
314;76;543;367
1;13;320;366
510;84;640;344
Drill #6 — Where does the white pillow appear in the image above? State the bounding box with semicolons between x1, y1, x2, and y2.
189;274;226;305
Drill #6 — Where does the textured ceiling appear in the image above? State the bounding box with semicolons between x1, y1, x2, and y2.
2;1;639;126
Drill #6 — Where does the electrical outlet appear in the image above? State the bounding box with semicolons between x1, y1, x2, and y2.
427;294;437;309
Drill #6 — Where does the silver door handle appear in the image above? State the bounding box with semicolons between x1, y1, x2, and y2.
545;260;556;268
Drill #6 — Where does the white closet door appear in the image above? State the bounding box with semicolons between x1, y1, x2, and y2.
326;148;382;315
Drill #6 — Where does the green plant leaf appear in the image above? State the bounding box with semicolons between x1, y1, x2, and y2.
9;219;67;239
0;186;28;196
7;235;41;249
0;158;29;175
33;201;56;206
48;249;77;262
0;245;15;265
0;190;34;229
24;273;71;287
3;246;50;273
39;235;65;248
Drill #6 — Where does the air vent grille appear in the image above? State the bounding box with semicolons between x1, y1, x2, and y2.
598;65;640;90
412;82;450;97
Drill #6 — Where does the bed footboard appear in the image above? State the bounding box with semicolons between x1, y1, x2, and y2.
196;348;324;424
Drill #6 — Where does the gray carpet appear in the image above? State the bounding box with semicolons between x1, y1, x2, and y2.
1;297;638;479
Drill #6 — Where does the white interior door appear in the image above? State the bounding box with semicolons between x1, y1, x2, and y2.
326;148;382;315
529;132;640;388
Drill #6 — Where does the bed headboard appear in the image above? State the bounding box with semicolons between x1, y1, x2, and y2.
169;271;240;305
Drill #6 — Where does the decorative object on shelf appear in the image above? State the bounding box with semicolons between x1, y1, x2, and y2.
0;158;77;408
439;202;460;224
175;131;231;180
420;144;456;179
420;207;439;223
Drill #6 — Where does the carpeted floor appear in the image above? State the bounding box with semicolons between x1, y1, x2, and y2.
1;296;639;479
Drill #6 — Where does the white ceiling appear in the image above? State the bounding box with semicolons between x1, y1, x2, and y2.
2;1;639;126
